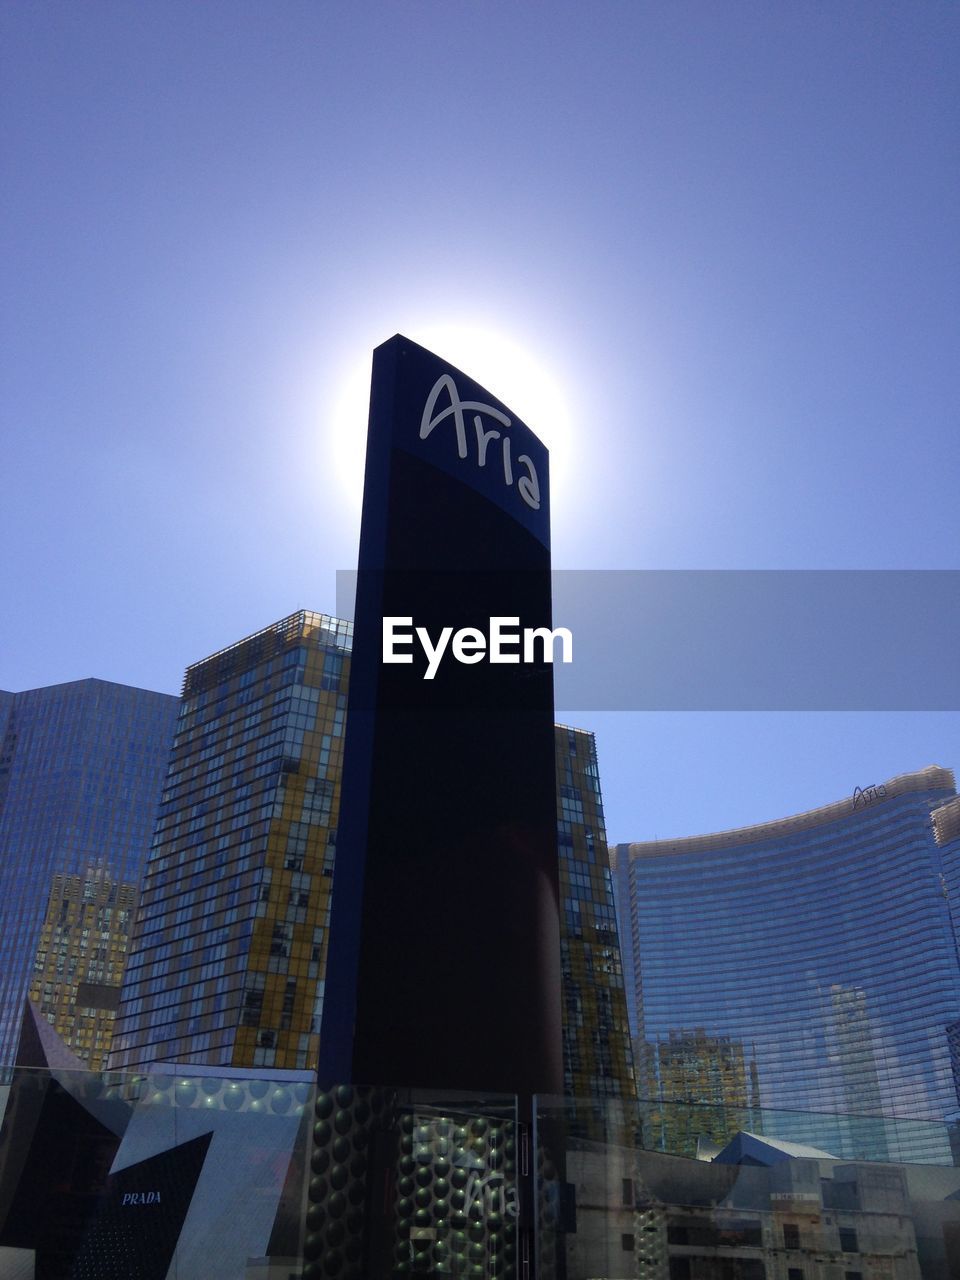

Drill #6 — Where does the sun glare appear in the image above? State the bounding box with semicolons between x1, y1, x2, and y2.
327;325;574;516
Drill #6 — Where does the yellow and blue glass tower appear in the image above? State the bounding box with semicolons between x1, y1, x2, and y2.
109;611;353;1072
556;725;635;1100
109;610;636;1100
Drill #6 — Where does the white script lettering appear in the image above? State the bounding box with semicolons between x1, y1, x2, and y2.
419;374;541;511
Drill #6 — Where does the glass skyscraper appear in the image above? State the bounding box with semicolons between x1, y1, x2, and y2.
556;725;635;1099
611;766;960;1161
109;612;636;1098
28;866;140;1068
0;679;178;1065
109;611;353;1072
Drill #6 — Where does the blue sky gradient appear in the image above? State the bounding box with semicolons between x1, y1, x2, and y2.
2;2;957;840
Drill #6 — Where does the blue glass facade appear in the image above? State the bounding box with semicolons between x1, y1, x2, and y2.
0;679;178;1065
611;766;960;1162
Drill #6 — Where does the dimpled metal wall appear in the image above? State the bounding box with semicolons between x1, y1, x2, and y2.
304;1085;519;1278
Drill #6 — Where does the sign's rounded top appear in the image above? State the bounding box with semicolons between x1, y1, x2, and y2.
370;334;551;547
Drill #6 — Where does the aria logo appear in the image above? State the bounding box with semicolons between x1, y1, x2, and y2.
419;374;542;511
852;783;887;811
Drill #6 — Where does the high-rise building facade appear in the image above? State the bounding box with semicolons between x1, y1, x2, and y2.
110;610;635;1098
109;612;353;1072
639;1027;761;1156
934;794;960;1117
611;766;960;1161
556;725;635;1099
0;679;178;1065
28;867;139;1069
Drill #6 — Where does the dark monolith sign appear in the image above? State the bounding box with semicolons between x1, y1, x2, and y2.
318;334;563;1098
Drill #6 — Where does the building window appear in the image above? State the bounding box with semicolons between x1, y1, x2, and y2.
621;1233;635;1252
240;984;264;1027
783;1223;800;1250
839;1228;858;1253
621;1177;634;1207
789;1270;803;1280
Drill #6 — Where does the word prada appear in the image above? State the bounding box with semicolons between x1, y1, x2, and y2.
383;617;573;681
420;373;541;511
121;1191;162;1206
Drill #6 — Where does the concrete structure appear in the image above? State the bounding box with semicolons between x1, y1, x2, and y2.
564;1134;934;1280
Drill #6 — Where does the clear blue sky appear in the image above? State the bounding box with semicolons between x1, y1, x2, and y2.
2;2;957;841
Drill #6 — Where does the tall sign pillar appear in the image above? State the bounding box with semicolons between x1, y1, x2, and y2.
320;333;562;1094
307;335;563;1278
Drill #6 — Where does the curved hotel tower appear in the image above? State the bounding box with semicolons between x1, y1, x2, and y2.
611;766;960;1162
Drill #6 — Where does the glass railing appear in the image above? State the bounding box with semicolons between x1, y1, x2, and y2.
4;1069;960;1278
535;1095;960;1165
535;1096;960;1280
